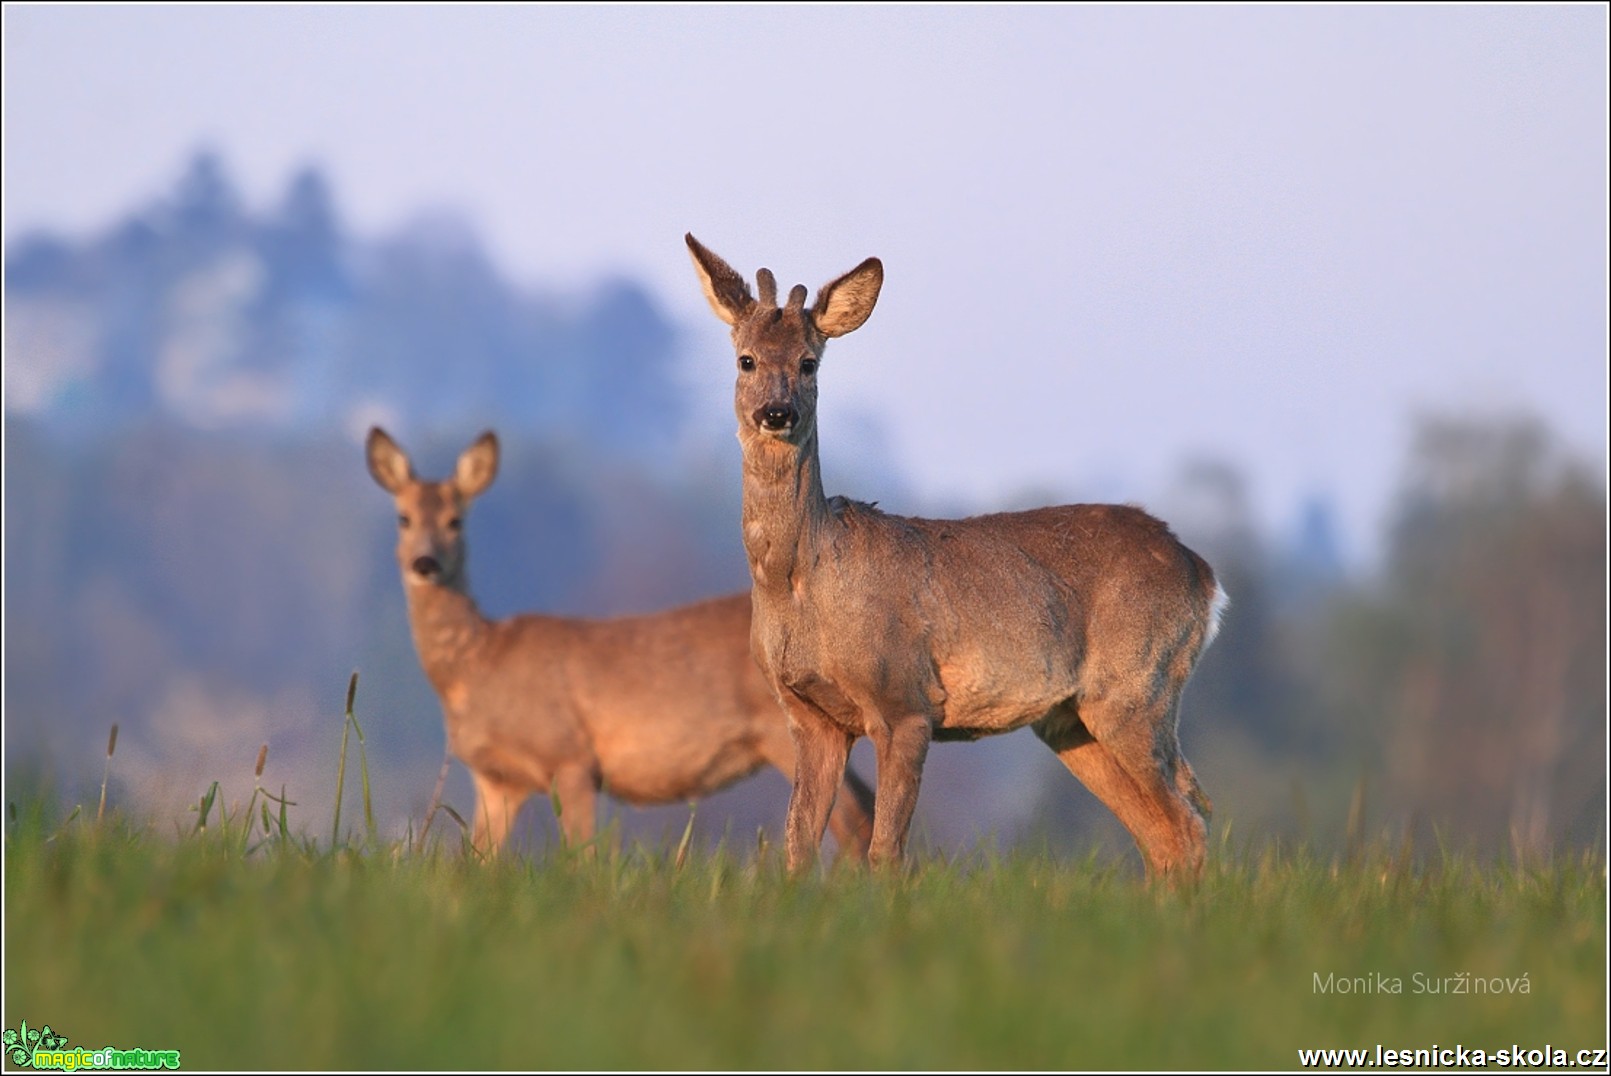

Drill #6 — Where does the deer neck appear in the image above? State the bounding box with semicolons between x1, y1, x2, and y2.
740;428;835;593
403;576;490;696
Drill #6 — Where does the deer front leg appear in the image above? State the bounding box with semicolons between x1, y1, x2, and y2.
550;763;599;856
780;694;854;874
470;771;529;858
755;721;873;864
866;714;933;867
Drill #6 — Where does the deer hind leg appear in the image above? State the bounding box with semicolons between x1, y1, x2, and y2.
1174;755;1213;824
1096;703;1208;879
1034;701;1208;881
864;714;933;868
470;770;530;859
779;694;856;873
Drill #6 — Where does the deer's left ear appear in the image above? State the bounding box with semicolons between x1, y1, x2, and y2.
813;258;883;338
455;431;499;499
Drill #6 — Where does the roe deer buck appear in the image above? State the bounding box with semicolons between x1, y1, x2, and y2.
365;426;875;858
685;234;1226;879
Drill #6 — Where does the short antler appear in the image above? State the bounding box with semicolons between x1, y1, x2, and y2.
756;268;778;309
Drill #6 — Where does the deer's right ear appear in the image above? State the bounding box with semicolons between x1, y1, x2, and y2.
366;427;414;494
685;233;754;326
455;431;499;500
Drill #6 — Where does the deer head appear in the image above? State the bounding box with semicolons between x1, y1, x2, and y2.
685;233;883;449
366;427;499;590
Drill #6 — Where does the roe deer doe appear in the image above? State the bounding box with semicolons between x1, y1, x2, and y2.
365;426;875;858
685;234;1226;879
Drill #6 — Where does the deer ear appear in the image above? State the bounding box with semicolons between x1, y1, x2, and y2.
813;258;883;338
686;233;754;326
366;427;414;494
455;431;499;499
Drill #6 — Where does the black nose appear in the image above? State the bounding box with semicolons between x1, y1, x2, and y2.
412;556;442;579
755;404;796;431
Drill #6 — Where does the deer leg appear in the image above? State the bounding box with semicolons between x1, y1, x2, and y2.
758;724;873;864
1034;703;1206;881
780;695;854;873
550;764;600;856
1033;711;1168;871
1096;709;1207;879
865;714;933;867
470;770;529;859
829;767;876;864
1175;755;1213;824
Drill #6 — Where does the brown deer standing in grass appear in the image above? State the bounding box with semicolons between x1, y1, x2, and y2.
365;426;875;858
685;234;1226;879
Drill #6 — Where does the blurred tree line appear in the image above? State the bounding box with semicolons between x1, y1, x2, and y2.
4;154;1604;859
1317;417;1605;857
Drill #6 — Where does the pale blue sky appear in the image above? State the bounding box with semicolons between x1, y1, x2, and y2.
5;4;1606;562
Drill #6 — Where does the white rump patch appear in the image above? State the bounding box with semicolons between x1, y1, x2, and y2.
1202;580;1231;652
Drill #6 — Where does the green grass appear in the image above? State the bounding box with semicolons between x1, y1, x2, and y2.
4;807;1604;1071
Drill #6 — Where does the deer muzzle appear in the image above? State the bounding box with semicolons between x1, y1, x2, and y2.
754;403;796;433
411;555;443;580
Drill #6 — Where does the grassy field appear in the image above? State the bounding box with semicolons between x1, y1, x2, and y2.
4;796;1604;1072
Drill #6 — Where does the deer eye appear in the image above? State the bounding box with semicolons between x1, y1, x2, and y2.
447;518;463;532
800;357;819;376
398;514;411;529
738;355;756;372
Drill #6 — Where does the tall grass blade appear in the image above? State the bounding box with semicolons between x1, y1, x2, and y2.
418;748;452;846
1344;775;1367;866
238;743;269;857
97;723;119;825
674;803;697;872
331;672;357;850
194;781;219;833
355;726;376;847
47;804;82;843
239;789;261;857
339;673;376;846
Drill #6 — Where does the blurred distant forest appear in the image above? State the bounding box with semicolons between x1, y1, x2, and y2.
4;153;1604;861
